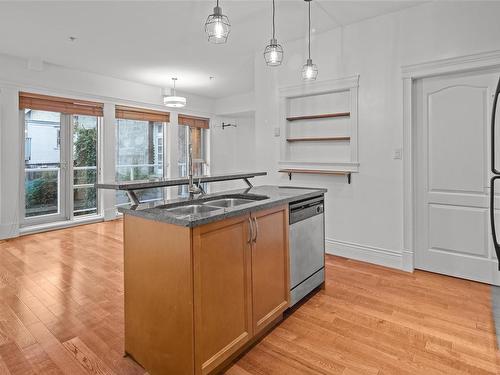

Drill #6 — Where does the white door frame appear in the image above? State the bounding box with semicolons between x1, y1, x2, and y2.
402;49;500;272
20;110;71;226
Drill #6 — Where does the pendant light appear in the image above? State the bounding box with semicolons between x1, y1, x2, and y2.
205;0;230;44
302;0;318;81
263;0;283;66
164;78;186;108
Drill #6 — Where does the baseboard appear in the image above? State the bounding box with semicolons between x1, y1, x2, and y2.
103;207;119;221
325;238;412;272
19;216;104;236
0;223;19;240
401;249;414;272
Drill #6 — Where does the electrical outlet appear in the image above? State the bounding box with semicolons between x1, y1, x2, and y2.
393;148;402;160
274;127;280;137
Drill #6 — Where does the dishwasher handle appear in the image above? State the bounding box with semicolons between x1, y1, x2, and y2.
290;201;324;224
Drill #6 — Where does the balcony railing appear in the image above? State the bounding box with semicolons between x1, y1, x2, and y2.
25;165;98;217
24;166;60;217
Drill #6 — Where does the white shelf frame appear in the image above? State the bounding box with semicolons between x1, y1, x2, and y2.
278;75;360;173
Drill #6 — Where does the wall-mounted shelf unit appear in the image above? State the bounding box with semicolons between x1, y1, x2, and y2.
286;112;350;121
278;75;360;184
279;169;352;183
286;136;350;142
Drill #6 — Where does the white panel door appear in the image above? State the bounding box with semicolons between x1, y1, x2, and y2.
415;71;500;285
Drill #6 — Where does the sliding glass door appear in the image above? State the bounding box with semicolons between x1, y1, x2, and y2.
24;109;68;222
72;115;98;216
23;109;100;225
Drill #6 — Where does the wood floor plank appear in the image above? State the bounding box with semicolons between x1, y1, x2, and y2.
0;341;35;375
25;322;87;375
0;220;498;374
22;342;64;375
62;337;115;375
0;355;12;375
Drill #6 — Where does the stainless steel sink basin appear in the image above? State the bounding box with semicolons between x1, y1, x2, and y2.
163;194;269;217
165;204;220;216
202;194;269;208
203;198;256;208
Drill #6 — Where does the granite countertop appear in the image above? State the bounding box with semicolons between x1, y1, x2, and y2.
118;185;327;227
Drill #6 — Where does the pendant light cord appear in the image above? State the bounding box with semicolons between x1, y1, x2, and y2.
272;0;276;40
308;1;311;59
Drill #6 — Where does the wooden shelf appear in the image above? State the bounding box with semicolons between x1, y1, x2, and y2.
286;136;350;142
279;169;352;183
286;112;350;121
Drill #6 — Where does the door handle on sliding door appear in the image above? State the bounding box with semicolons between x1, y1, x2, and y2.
490;176;500;270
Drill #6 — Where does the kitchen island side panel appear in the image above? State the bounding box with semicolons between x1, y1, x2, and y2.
124;214;194;375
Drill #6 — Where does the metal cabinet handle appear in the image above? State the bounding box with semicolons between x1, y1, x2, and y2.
247;217;253;244
253;217;258;243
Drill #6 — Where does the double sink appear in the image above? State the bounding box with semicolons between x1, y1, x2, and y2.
163;194;269;218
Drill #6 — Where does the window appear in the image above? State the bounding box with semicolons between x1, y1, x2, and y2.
115;106;169;205
177;114;209;196
20;92;103;224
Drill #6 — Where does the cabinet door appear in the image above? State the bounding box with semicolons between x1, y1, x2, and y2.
251;205;289;334
193;214;253;375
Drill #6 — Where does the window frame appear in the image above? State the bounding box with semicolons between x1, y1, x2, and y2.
114;117;169;206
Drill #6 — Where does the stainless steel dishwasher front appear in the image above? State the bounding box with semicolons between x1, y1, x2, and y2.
289;195;325;307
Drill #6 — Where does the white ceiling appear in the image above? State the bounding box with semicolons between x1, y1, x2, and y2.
0;1;423;98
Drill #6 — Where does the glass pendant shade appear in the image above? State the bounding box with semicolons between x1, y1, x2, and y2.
263;0;283;67
302;59;318;81
302;0;318;81
264;39;283;66
205;5;230;44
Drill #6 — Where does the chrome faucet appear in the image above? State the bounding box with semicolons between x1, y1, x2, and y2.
188;127;205;197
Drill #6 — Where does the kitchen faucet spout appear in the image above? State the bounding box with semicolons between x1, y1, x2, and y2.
188;126;204;197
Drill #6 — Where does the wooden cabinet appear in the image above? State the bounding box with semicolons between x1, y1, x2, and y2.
250;206;289;334
192;215;253;375
124;205;289;375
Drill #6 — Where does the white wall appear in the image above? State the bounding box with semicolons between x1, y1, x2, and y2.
0;53;216;239
215;91;255;116
209;114;257;192
252;1;500;269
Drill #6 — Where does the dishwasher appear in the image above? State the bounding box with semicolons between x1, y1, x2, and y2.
289;195;325;307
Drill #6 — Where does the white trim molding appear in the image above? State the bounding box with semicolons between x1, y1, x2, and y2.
279;75;359;98
402;49;500;273
326;238;405;271
402;50;500;79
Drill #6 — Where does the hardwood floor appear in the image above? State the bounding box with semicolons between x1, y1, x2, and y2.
0;220;498;374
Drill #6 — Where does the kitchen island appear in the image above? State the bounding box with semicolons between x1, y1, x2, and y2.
119;185;326;375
